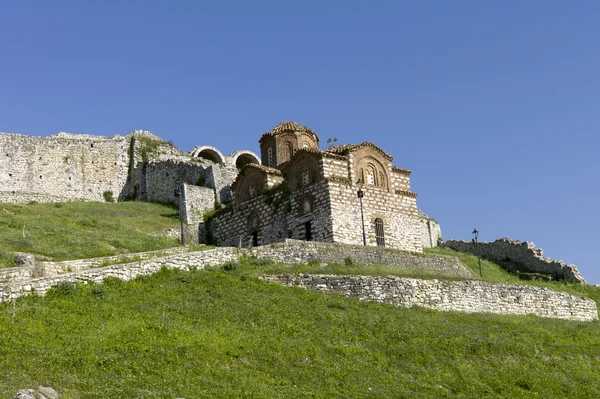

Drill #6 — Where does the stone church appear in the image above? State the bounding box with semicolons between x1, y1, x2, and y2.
208;121;436;252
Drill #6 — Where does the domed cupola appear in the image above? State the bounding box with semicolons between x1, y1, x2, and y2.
259;121;320;168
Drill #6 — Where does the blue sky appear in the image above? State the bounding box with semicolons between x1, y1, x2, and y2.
1;1;599;283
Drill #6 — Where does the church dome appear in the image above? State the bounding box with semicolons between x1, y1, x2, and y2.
268;121;314;136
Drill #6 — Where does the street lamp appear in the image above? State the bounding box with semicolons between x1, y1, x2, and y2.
357;179;366;246
173;179;185;245
472;228;482;277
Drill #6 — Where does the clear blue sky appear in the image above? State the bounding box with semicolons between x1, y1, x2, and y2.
1;1;599;283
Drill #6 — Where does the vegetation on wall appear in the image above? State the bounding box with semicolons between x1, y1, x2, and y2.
137;136;166;160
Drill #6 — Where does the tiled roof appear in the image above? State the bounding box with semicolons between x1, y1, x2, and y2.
244;163;283;176
391;166;411;175
259;121;319;142
327;142;393;161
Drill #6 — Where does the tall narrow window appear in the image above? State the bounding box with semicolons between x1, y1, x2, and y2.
267;148;273;167
249;186;256;199
375;218;385;247
366;168;375;185
252;231;258;247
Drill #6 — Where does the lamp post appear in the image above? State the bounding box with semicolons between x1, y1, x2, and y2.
173;179;185;245
357;179;366;246
472;228;482;277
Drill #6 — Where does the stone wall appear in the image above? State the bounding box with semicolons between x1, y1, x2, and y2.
0;130;253;207
1;241;595;322
0;241;472;299
420;218;442;248
0;132;130;202
253;240;473;278
443;238;586;284
0;247;191;282
144;160;206;204
323;155;422;252
262;274;598;322
180;184;215;225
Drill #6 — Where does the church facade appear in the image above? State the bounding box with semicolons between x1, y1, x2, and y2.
209;121;424;252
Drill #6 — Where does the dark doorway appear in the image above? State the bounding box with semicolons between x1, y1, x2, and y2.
304;221;312;241
252;231;258;247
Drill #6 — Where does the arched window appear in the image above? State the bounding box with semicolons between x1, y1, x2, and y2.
249;186;256;199
267;148;273;167
366;167;375;185
303;198;311;214
303;142;310;149
374;218;385;247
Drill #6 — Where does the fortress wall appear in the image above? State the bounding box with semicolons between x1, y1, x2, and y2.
262;274;598;322
181;184;215;225
444;239;586;284
0;133;130;202
144;161;206;204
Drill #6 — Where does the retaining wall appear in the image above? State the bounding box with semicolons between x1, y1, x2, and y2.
444;238;586;284
262;274;598;322
0;241;472;300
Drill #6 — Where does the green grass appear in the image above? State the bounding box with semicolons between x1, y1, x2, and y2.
0;261;599;398
0;201;182;267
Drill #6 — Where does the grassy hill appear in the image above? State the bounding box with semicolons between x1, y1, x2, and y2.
0;201;599;397
0;260;599;398
0;201;182;268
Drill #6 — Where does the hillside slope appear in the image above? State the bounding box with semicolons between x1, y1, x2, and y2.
0;262;599;398
0;201;182;268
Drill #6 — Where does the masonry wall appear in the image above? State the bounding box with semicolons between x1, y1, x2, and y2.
1;241;593;322
444;238;586;284
181;184;215;225
0;133;130;202
322;156;422;252
0;241;472;299
420;218;442;248
262;274;598;322
144;160;206;204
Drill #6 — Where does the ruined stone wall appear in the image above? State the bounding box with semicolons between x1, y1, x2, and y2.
420;218;442;248
0;132;130;202
263;274;598;322
0;130;201;204
180;184;215;225
443;238;586;284
144;160;206;204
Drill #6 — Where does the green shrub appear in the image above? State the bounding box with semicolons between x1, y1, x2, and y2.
223;261;240;271
103;191;115;203
48;281;77;297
